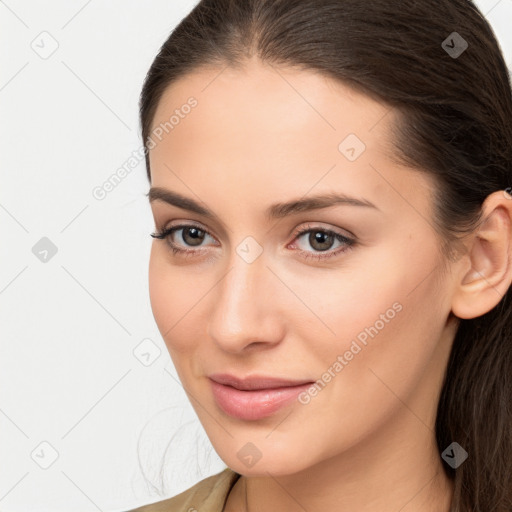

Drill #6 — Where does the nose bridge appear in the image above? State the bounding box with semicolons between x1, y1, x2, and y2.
207;244;278;350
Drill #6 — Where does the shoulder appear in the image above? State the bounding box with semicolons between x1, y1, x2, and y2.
125;467;241;512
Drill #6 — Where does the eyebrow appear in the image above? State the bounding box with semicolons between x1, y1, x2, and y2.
146;187;379;221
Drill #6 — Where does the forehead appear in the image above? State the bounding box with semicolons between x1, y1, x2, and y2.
150;58;393;145
148;59;435;223
150;61;393;168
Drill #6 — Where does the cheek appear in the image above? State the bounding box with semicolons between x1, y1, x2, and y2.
148;246;198;355
280;248;409;360
294;244;445;392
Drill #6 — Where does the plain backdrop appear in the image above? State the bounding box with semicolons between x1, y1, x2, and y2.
1;1;511;511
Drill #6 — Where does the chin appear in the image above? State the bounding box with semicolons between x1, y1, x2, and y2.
215;437;321;477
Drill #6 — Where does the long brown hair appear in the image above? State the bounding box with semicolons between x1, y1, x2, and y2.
139;1;512;509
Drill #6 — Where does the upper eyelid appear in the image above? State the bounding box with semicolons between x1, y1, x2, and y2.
166;222;216;238
292;222;355;239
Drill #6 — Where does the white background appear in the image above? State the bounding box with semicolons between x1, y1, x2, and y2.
1;1;511;511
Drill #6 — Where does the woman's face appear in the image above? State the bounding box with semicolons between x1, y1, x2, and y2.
147;57;459;476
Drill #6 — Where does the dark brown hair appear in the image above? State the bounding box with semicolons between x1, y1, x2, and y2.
139;1;512;509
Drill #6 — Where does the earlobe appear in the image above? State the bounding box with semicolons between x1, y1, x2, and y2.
450;191;512;320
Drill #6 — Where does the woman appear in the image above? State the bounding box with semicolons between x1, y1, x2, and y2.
128;0;512;510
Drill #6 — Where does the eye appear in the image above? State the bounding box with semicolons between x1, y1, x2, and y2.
289;223;356;261
150;222;356;261
150;223;218;256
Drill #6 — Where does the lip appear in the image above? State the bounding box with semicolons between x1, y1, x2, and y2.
208;373;314;420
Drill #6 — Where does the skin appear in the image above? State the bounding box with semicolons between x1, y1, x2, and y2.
146;56;512;511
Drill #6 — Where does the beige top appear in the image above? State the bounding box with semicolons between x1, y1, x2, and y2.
126;468;241;512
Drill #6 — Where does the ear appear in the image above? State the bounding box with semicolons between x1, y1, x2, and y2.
450;189;512;320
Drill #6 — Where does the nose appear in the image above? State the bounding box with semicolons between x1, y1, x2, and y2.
207;248;284;353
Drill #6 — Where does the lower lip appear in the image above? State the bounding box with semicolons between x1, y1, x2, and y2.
209;379;312;420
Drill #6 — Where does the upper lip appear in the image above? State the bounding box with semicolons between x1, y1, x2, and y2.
208;373;314;391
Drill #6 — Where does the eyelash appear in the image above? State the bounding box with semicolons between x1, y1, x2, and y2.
150;222;356;261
